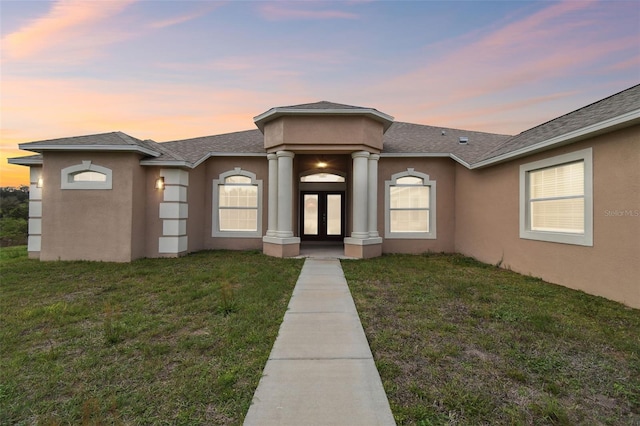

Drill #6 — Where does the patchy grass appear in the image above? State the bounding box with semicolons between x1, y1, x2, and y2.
0;247;303;425
342;253;640;426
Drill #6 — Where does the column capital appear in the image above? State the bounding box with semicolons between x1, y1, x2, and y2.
352;151;370;159
267;153;278;160
369;153;380;161
276;150;295;159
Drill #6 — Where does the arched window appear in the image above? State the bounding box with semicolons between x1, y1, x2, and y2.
300;172;345;183
212;168;263;237
61;161;112;189
385;168;436;239
72;171;108;182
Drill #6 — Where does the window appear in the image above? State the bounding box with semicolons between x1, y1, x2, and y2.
61;161;112;189
520;148;592;246
385;168;436;239
300;173;345;183
72;171;107;182
213;168;262;237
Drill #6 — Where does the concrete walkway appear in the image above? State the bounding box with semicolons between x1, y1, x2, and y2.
244;258;396;425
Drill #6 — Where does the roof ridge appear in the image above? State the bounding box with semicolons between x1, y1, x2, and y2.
160;128;260;144
513;84;640;138
392;121;512;137
473;84;640;164
114;131;142;145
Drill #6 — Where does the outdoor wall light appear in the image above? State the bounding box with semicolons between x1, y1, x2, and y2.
36;177;43;188
155;176;165;190
317;159;328;168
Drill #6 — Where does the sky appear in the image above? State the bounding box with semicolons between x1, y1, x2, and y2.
1;0;639;187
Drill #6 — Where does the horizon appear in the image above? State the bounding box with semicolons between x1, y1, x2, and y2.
2;0;639;187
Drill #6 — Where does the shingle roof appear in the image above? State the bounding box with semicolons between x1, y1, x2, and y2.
21;131;137;147
277;101;376;110
382;122;510;165
7;154;43;166
150;122;510;167
10;86;638;169
477;84;640;164
254;101;395;132
155;129;265;165
18;131;162;157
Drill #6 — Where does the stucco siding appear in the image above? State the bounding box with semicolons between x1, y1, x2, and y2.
378;157;456;254
455;125;640;308
264;116;384;153
187;165;206;253
130;157;147;260
40;152;142;262
144;167;165;258
204;156;267;251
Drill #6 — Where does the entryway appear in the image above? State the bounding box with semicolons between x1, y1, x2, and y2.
300;191;345;241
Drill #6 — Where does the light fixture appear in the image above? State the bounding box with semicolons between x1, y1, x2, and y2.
317;158;328;168
36;177;43;188
155;176;165;190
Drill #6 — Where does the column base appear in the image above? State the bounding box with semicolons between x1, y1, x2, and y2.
263;236;301;258
343;237;383;259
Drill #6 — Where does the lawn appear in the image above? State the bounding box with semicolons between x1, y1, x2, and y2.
0;247;303;425
342;253;640;425
3;248;638;425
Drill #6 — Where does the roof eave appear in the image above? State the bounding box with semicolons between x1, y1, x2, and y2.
7;156;44;166
379;152;472;168
253;108;395;133
140;152;267;169
470;108;640;169
18;144;162;157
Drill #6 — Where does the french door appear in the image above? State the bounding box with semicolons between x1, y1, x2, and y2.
300;191;345;241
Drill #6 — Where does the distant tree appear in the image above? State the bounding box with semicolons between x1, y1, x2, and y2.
0;186;29;246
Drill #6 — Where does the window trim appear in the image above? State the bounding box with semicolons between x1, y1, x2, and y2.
519;148;593;246
61;161;112;190
212;168;263;238
385;168;437;239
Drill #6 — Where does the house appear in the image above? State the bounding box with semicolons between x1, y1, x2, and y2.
8;85;640;308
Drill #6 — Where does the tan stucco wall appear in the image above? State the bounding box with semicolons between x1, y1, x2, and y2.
187;165;206;253
454;126;640;308
204;156;268;250
378;157;457;254
130;157;147;260
40;152;145;262
264;116;384;153
144;167;165;258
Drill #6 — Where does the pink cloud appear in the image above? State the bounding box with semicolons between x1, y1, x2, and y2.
375;0;637;132
259;3;359;20
148;3;223;29
2;0;136;61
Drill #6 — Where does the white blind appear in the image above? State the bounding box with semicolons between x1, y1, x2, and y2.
219;185;258;207
72;171;107;182
530;161;583;199
390;186;429;209
389;184;430;232
218;182;258;231
529;161;584;233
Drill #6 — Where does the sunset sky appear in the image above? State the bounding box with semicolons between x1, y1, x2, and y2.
1;0;639;187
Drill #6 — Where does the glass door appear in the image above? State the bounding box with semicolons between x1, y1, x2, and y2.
301;191;345;241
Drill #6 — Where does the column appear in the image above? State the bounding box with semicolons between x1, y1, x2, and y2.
266;153;278;237
368;154;380;238
27;167;43;258
276;151;295;238
158;169;189;255
351;151;370;239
